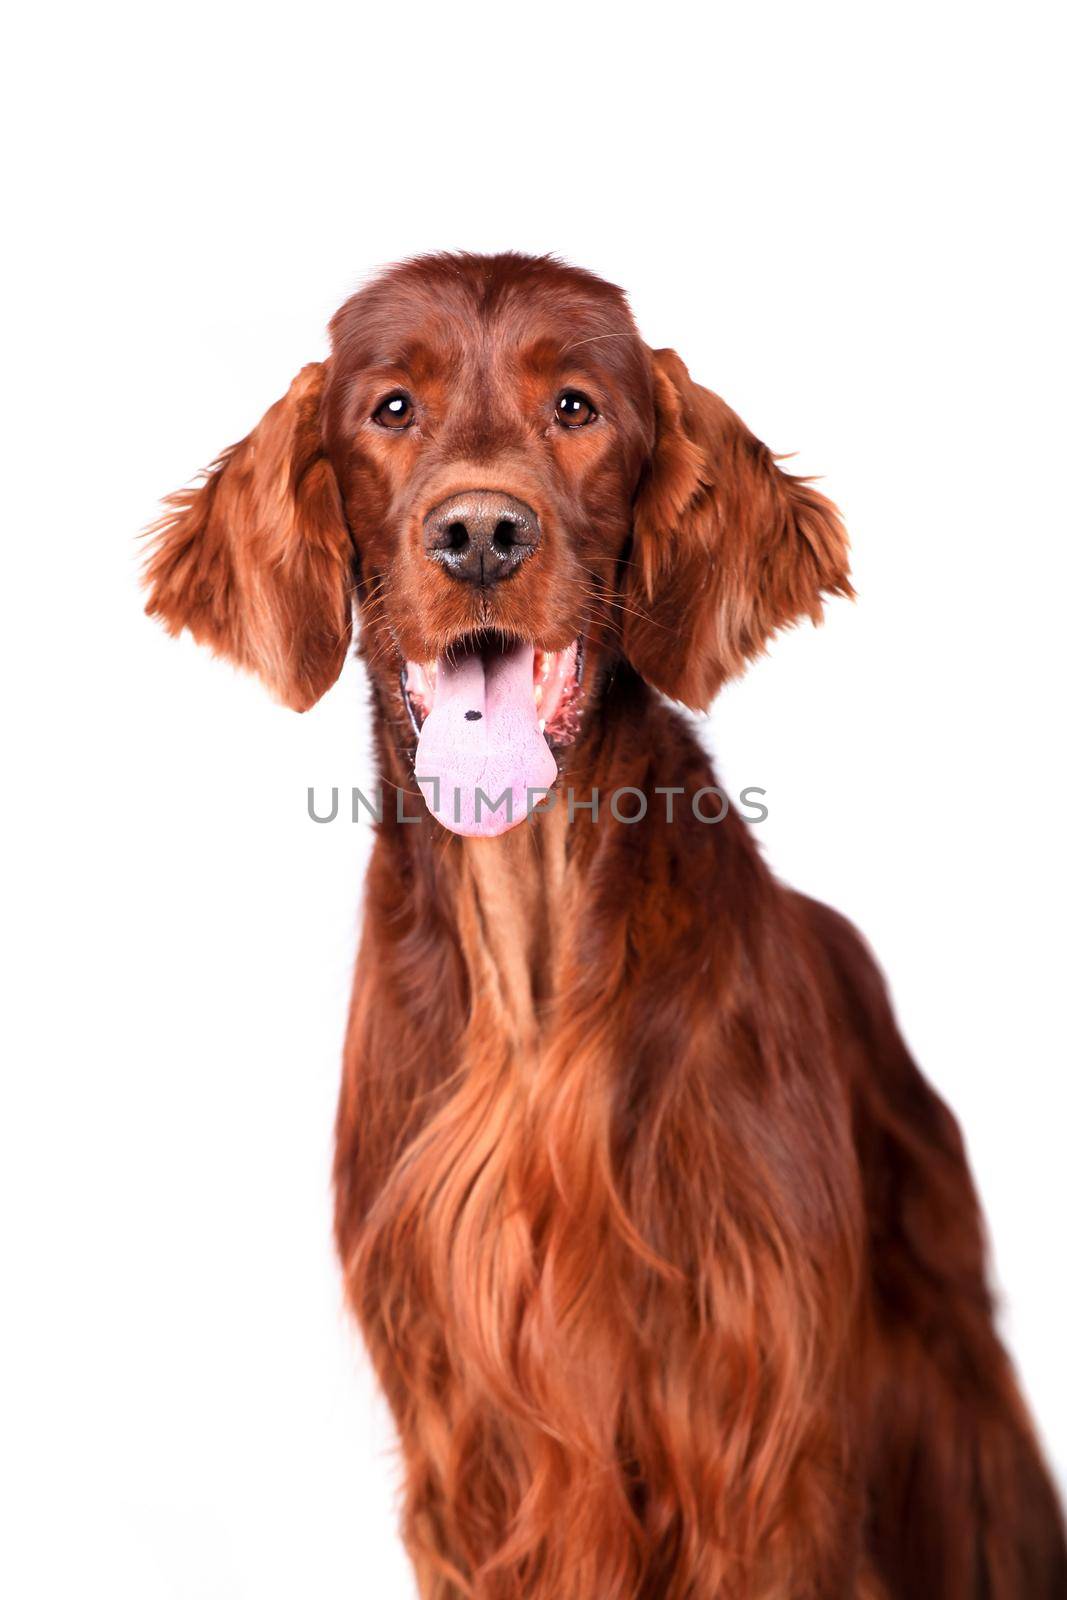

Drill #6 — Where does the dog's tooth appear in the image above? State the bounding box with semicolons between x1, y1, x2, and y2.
538;718;546;733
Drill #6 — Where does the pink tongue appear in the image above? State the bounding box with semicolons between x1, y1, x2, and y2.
415;643;558;837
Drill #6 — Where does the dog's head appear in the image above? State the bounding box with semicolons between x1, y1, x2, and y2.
146;253;851;834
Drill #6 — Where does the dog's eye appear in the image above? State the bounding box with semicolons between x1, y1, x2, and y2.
555;391;597;428
373;393;414;430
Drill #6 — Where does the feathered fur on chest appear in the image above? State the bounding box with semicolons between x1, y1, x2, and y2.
332;786;861;1599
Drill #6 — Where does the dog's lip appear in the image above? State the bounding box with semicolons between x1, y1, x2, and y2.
400;633;585;750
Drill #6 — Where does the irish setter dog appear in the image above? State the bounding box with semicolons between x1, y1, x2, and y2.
145;253;1064;1598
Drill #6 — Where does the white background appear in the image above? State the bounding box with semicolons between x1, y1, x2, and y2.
3;3;1064;1595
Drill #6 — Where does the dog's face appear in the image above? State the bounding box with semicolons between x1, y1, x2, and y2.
145;253;852;835
320;258;658;821
324;255;654;666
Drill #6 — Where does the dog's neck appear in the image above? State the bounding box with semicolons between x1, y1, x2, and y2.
451;800;571;1055
372;662;730;1055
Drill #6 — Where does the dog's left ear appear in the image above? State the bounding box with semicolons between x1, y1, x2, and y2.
624;348;852;708
144;362;353;712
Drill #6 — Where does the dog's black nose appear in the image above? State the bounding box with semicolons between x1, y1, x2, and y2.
422;491;541;586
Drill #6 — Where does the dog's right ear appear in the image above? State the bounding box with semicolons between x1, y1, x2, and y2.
144;362;354;712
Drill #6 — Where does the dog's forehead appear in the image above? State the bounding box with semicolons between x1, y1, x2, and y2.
329;254;640;380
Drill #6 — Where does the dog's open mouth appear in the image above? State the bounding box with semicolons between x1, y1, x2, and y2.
402;634;584;744
400;633;584;838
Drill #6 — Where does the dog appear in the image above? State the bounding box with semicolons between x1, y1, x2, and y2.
145;253;1065;1599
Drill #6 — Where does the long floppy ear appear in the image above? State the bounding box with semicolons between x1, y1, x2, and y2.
624;348;852;708
144;362;353;712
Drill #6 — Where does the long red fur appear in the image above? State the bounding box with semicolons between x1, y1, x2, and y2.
145;253;1065;1599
